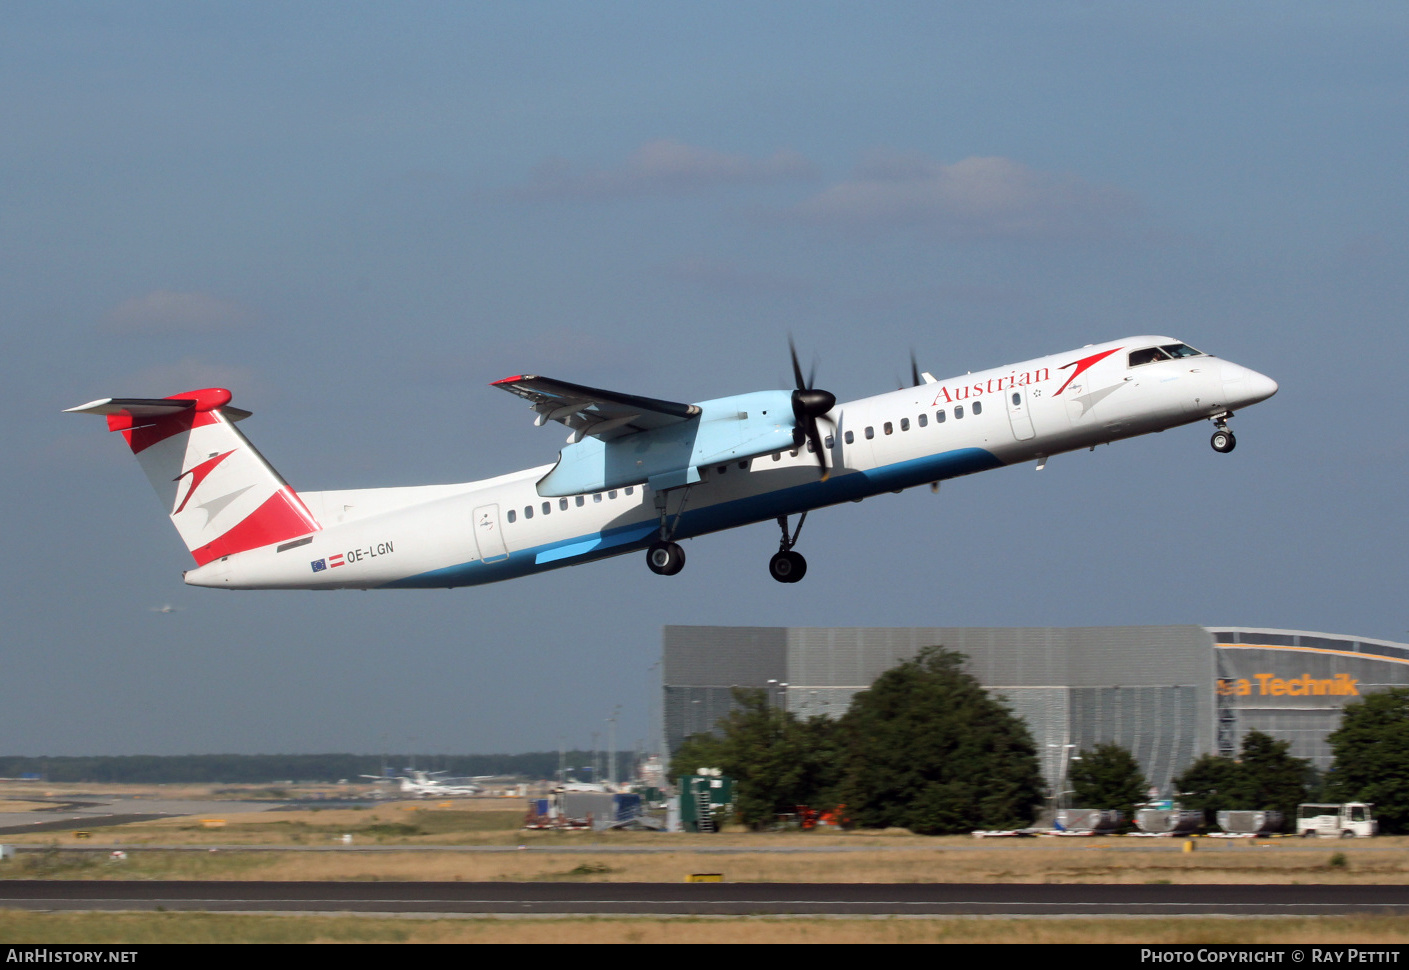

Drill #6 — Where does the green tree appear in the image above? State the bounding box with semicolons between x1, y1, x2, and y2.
1173;730;1310;828
1328;687;1409;834
837;647;1043;835
670;688;842;829
1069;743;1148;821
1231;730;1313;822
668;731;731;783
1173;752;1243;821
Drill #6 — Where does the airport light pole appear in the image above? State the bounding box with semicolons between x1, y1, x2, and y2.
606;706;620;788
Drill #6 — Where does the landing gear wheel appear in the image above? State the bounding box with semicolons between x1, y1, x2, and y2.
768;550;807;584
646;541;685;576
1211;429;1236;453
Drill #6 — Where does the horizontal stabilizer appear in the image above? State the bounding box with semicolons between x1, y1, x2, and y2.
66;393;252;424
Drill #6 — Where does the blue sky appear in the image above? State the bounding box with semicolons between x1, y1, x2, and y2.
4;3;1407;757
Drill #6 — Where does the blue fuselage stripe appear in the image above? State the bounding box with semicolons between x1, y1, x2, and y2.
381;447;1000;588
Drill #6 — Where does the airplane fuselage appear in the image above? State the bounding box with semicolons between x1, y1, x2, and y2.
178;336;1276;590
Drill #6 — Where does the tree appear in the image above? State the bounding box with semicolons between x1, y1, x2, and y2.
669;688;842;829
837;647;1044;835
668;731;732;784
1328;687;1409;834
1173;752;1243;821
1069;743;1148;821
1232;730;1314;822
1173;730;1311;828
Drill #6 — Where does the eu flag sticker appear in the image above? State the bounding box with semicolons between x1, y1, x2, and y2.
311;559;326;573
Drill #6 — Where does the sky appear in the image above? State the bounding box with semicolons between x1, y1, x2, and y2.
4;2;1407;758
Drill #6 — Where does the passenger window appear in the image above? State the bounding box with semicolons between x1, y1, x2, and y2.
972;401;982;416
936;410;946;424
790;449;798;458
524;506;533;519
918;413;927;427
625;486;634;495
593;493;602;503
825;434;835;449
507;509;516;523
1012;392;1021;406
865;426;875;440
559;498;569;511
772;452;781;461
883;421;893;435
608;490;617;499
738;461;747;470
844;430;854;444
575;495;585;507
955;406;964;419
805;439;815;453
542;501;551;515
900;417;910;431
717;465;727;474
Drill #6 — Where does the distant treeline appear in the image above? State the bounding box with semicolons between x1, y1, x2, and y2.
0;752;635;784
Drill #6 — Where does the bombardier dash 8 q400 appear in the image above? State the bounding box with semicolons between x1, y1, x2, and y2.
69;338;1276;589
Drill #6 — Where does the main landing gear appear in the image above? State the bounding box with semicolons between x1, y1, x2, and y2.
646;486;692;576
646;540;685;576
769;514;808;584
1209;412;1236;453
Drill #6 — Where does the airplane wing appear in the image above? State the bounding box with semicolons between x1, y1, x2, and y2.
492;375;700;442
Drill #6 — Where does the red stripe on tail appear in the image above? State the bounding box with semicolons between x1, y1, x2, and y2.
189;490;320;566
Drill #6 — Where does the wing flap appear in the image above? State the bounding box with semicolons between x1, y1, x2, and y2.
492;375;699;441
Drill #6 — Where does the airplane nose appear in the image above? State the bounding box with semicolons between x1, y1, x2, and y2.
1221;362;1278;409
1243;369;1278;404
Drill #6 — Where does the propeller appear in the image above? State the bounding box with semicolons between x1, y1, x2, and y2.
896;351;924;390
789;337;836;480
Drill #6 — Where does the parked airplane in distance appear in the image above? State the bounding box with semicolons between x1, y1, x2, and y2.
69;337;1275;589
359;770;483;798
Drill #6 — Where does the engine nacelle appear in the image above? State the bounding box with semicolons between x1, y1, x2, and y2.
536;390;797;496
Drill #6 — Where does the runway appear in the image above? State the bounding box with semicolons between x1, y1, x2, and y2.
3;882;1408;917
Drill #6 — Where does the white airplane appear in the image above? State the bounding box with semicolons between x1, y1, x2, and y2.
68;337;1276;588
360;769;482;797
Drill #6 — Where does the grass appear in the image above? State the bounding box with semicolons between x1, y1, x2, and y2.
6;838;1409;885
5;786;1409;942
2;911;1409;944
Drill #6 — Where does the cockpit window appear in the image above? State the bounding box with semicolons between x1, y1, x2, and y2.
1160;343;1204;358
1128;347;1171;367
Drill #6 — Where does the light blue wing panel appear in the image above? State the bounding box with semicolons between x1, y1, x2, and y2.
491;375;700;442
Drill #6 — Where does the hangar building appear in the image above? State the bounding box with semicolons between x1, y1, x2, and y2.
662;625;1409;795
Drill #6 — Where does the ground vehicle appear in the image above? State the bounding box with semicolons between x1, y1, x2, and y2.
1296;802;1377;838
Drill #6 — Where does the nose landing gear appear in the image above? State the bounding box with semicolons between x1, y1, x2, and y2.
1209;412;1236;453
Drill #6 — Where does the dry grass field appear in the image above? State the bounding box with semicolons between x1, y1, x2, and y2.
4;785;1409;942
3;911;1409;945
2;791;1408;885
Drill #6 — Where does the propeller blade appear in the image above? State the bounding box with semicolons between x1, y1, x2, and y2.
789;336;806;391
910;349;922;388
787;338;835;479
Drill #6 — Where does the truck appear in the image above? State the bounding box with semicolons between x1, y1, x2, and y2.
1295;803;1377;838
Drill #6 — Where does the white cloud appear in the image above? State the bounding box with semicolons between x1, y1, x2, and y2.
105;290;252;333
791;152;1139;239
516;139;817;199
